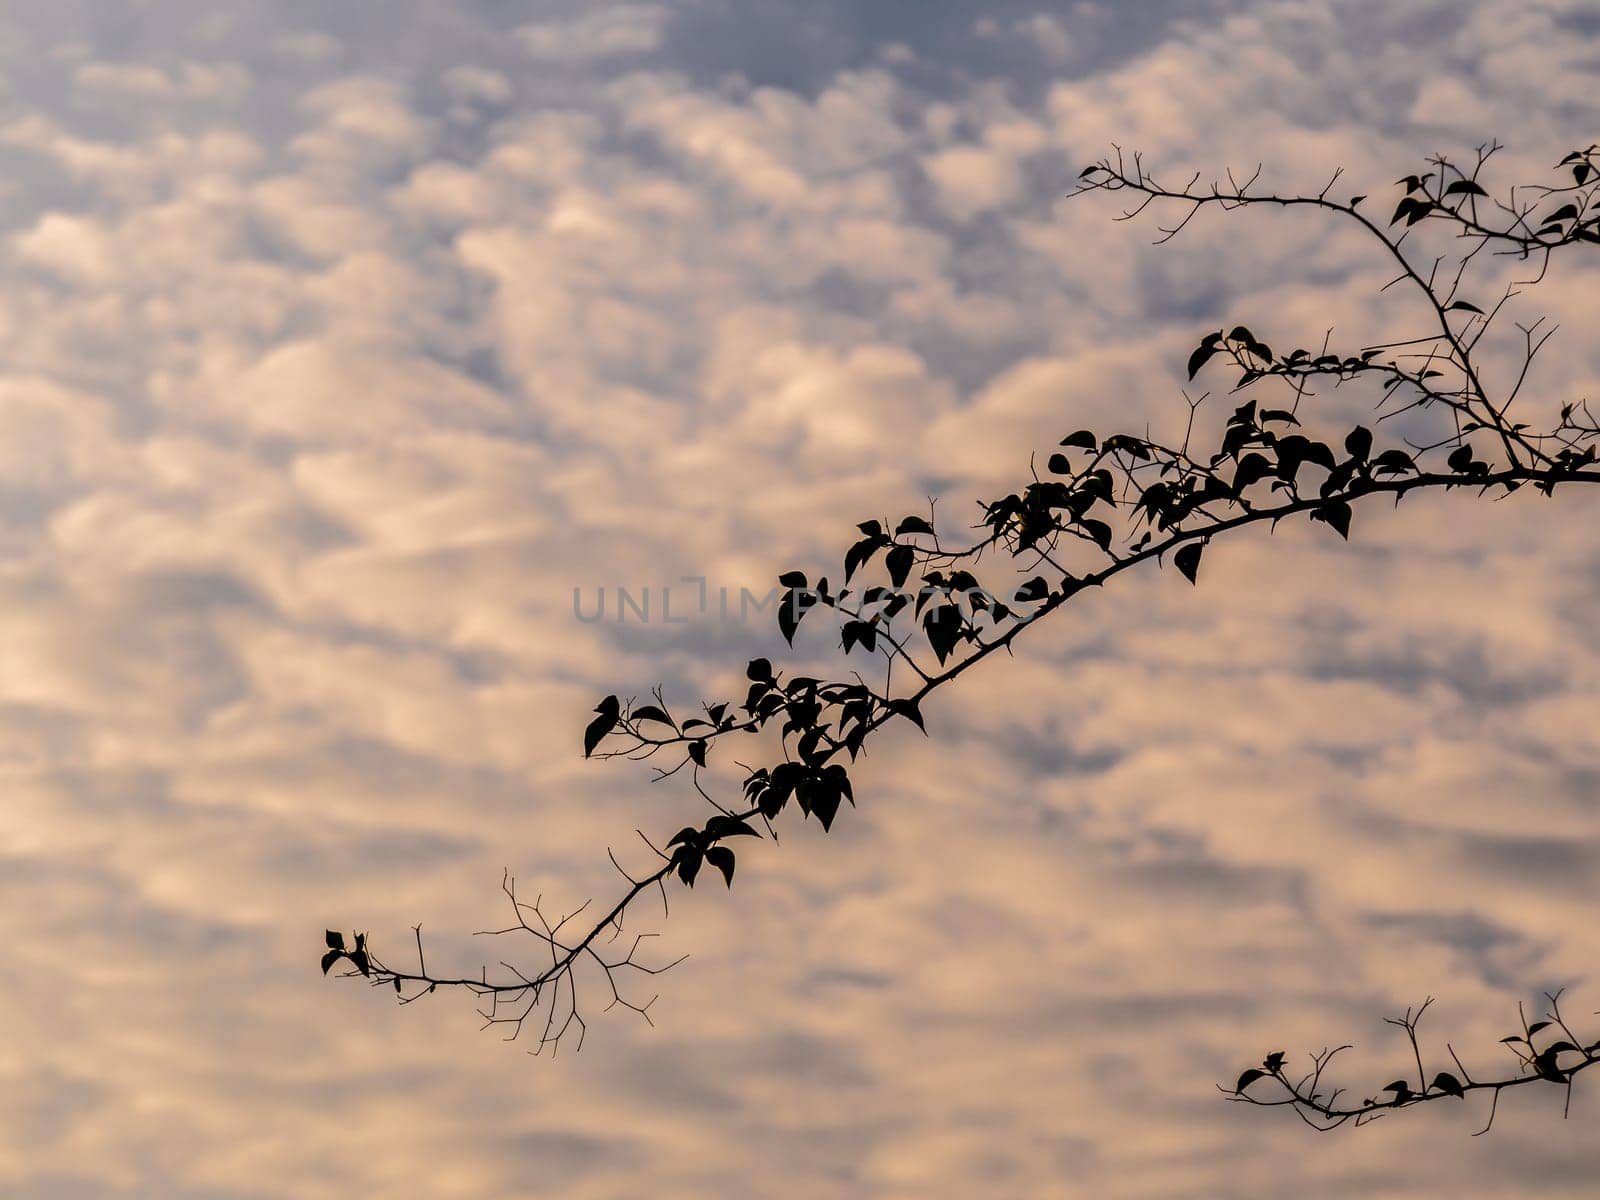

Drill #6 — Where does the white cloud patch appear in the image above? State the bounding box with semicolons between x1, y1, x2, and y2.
518;5;669;63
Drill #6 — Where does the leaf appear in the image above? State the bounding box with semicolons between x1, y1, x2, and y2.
1314;499;1352;540
1443;178;1488;198
1059;429;1098;450
1235;1068;1266;1094
1349;194;1366;207
1431;1072;1465;1098
1174;542;1202;584
676;847;703;887
630;704;673;725
1534;1049;1567;1082
1383;1080;1413;1099
325;930;346;951
583;711;617;757
778;570;808;589
895;515;935;537
1233;452;1273;491
705;815;759;839
844;535;885;581
746;657;773;682
320;948;344;975
1187;341;1219;380
841;620;877;655
688;739;707;768
705;846;736;888
349;948;371;977
1080;518;1113;552
1046;453;1072;475
1447;444;1474;473
1372;448;1415;476
1344;425;1373;462
1527;1020;1552;1036
809;785;842;832
1446;300;1484;314
1012;576;1049;604
885;544;915;588
778;587;812;645
924;604;963;665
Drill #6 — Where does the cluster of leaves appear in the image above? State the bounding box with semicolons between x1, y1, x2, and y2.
331;142;1600;1104
321;930;370;978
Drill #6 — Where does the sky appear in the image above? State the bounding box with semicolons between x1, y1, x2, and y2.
1;1;1599;1196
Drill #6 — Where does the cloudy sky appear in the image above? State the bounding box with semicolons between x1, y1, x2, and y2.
2;1;1599;1196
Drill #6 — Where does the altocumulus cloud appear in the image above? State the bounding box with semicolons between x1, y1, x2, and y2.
0;2;1598;1197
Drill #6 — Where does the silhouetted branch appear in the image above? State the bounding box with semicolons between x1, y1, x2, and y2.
328;142;1600;1082
1227;993;1600;1133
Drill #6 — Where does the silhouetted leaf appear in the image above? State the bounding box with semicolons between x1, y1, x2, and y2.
1447;444;1474;473
1233;452;1273;491
1174;542;1202;584
924;604;962;665
885;545;915;588
1080;518;1113;552
1373;448;1415;476
321;948;344;975
1235;1068;1266;1094
1012;576;1049;604
1047;453;1072;474
895;515;935;536
706;815;759;840
1446;300;1484;314
1344;425;1373;462
778;570;808;589
1313;500;1352;540
583;711;617;757
841;620;878;655
844;535;886;580
1059;429;1098;450
325;930;346;951
1188;341;1220;380
349;948;370;977
747;658;773;682
631;704;672;726
809;785;842;832
688;739;707;768
779;587;816;645
1444;179;1488;198
1534;1049;1567;1082
1431;1072;1465;1098
705;846;736;888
